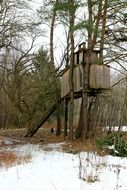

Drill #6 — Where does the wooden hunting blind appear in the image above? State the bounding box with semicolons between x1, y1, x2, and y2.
61;42;110;98
25;43;110;138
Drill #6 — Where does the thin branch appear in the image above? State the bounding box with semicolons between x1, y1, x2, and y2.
112;77;126;88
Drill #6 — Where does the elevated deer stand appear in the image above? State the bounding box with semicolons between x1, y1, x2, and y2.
25;43;110;138
61;42;110;139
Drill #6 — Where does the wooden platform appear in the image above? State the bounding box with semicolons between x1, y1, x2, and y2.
61;89;107;101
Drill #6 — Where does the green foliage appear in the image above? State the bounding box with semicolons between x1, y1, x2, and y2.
55;2;71;12
23;47;56;122
74;20;94;32
55;1;80;13
96;133;127;157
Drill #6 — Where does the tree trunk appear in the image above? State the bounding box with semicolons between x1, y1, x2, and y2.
92;0;102;50
75;99;83;138
99;0;108;63
81;0;93;140
50;0;61;136
68;0;75;140
89;95;100;137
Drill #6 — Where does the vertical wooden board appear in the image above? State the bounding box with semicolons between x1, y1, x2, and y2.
99;66;106;88
61;76;64;98
89;64;96;88
74;53;77;65
74;98;82;127
98;66;103;88
103;66;106;88
75;65;83;91
76;66;80;91
66;70;70;95
74;66;79;92
89;64;110;89
79;52;83;64
106;66;110;88
80;65;83;89
61;70;70;98
102;65;110;88
73;65;83;92
74;67;77;92
90;53;98;64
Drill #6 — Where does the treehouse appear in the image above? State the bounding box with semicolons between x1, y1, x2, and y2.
61;42;110;99
24;43;110;138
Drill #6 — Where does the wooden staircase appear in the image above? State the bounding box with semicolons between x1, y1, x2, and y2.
25;104;57;137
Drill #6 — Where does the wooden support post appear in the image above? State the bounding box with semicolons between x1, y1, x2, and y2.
64;99;68;137
56;100;61;136
75;99;83;138
82;59;89;140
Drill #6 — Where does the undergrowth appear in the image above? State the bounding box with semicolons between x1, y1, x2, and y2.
96;133;127;157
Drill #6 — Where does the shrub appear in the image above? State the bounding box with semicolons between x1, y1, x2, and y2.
96;133;127;157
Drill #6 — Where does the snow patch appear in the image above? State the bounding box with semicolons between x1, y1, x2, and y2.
0;144;127;190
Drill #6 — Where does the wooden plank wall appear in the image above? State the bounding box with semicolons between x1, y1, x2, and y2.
89;64;110;89
61;69;70;98
74;65;83;92
61;64;110;98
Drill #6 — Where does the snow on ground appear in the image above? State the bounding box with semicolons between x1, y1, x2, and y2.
0;143;127;190
106;126;127;132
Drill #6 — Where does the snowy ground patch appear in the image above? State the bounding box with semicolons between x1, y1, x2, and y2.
0;143;127;190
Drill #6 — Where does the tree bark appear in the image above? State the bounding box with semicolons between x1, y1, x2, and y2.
81;0;93;140
50;0;61;136
92;0;103;50
99;0;108;63
75;99;83;138
68;0;75;140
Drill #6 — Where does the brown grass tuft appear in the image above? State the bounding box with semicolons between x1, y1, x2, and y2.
0;151;31;168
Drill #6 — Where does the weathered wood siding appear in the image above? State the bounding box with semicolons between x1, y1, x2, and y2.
61;64;110;98
89;64;110;89
74;65;83;92
78;51;99;64
61;69;70;98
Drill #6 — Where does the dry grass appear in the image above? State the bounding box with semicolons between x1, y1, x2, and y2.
0;125;96;153
62;138;96;154
1;123;127;155
86;174;99;183
0;151;31;168
0;128;26;137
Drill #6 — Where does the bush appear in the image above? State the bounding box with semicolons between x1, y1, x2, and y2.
96;133;127;157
